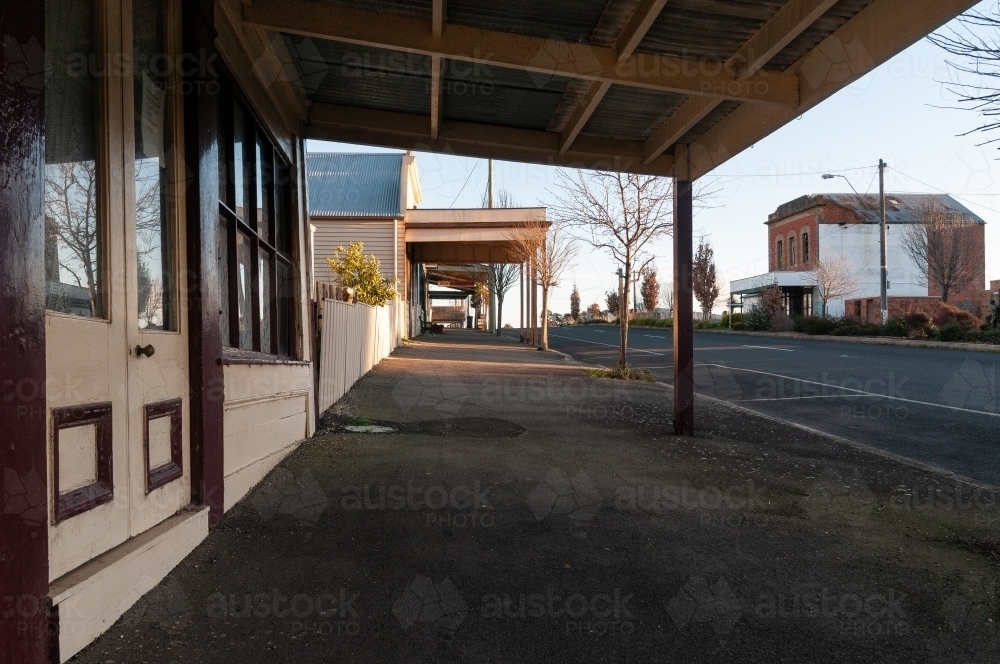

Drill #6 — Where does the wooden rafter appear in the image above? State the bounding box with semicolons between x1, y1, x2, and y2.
243;0;799;106
306;102;677;176
432;0;446;38
688;0;980;179
430;54;444;140
616;0;671;60
643;0;839;164
559;81;611;155
560;0;671;154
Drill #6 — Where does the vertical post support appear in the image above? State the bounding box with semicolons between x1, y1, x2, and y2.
519;262;524;341
183;0;225;524
673;154;694;435
0;4;52;661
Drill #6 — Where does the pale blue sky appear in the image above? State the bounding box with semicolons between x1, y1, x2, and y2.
309;2;1000;320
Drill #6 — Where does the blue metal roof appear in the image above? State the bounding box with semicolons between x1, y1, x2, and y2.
307;153;404;218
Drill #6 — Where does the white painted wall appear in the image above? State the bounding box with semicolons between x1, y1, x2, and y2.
817;224;928;316
223;363;313;511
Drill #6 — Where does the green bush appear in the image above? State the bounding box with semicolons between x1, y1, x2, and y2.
583;364;655;382
802;317;837;335
880;317;909;338
935;322;974;342
629;317;672;328
721;312;743;327
743;303;769;331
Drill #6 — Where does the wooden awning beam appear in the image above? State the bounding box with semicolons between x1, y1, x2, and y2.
244;0;799;106
643;0;839;164
306;102;677;176
560;0;671;154
689;0;979;179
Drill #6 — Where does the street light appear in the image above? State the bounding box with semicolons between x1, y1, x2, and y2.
822;164;889;322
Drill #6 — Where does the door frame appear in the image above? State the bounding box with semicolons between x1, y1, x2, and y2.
181;0;225;524
0;2;51;661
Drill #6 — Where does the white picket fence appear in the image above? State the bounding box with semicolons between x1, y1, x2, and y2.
317;298;405;414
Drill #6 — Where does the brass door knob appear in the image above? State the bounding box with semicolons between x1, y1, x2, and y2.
136;344;155;358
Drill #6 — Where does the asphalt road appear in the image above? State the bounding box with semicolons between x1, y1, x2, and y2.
519;325;1000;486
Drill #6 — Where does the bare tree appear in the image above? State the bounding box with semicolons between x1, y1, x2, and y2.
660;282;674;315
928;6;1000;146
570;285;581;321
552;171;674;367
507;220;577;350
810;255;860;317
640;266;660;313
900;201;981;303
488;263;520;335
482;187;521;334
45;161;101;315
692;239;722;320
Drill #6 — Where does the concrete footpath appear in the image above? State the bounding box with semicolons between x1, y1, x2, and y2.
74;331;999;663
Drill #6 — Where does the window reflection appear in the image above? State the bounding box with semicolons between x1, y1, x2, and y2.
44;0;103;318
134;0;174;330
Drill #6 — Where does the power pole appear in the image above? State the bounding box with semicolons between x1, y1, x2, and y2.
632;270;639;315
488;159;494;208
487;159;496;333
879;159;888;323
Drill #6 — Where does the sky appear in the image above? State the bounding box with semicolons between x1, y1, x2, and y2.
308;1;1000;321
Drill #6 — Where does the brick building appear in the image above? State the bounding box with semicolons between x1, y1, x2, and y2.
730;193;987;321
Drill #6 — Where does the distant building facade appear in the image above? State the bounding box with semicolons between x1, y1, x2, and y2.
730;193;987;321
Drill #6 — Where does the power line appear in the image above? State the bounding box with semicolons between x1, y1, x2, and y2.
887;166;1000;215
448;161;480;208
711;165;876;178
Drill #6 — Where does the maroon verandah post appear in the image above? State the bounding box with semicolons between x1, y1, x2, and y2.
0;2;51;662
183;0;226;524
673;176;695;435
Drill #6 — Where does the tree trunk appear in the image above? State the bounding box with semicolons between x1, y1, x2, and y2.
541;287;549;350
496;296;504;336
619;261;629;367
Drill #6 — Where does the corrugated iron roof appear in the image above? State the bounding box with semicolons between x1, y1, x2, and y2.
770;193;986;225
280;0;886;159
282;36;432;115
443;62;570;130
446;0;610;43
582;85;687;141
307;153;404;218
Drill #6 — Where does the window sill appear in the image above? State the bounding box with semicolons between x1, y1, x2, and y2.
221;348;310;366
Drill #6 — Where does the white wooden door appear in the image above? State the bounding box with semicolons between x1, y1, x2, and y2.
45;0;189;580
122;0;190;537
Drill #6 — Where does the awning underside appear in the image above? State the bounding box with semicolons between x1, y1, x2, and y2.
243;0;973;178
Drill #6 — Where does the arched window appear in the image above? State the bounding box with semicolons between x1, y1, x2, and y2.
776;239;784;269
788;236;797;266
802;233;810;263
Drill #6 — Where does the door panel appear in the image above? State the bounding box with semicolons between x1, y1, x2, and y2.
46;0;190;579
46;0;131;581
124;0;190;537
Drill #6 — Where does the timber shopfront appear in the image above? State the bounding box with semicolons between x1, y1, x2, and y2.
1;1;314;661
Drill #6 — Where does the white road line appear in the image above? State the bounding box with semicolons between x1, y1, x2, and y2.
741;345;794;352
698;362;1000;418
739;394;881;402
547;333;665;355
644;334;666;339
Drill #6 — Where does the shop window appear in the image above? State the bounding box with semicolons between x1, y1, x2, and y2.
133;0;175;331
44;0;104;318
217;80;295;356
